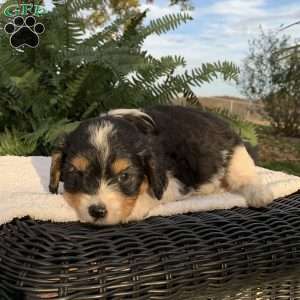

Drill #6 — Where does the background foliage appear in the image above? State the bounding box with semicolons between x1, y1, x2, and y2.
240;29;300;137
0;0;238;155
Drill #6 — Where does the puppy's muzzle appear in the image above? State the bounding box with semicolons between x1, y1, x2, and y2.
88;204;107;220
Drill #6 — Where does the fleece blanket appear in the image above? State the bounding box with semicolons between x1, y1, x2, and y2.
0;156;300;226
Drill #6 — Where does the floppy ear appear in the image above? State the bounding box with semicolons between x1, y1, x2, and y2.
107;109;157;135
49;135;66;194
143;152;168;200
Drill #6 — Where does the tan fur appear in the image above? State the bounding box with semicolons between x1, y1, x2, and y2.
139;178;149;194
225;145;274;207
126;174;188;222
121;197;137;219
49;152;63;191
99;178;151;222
225;145;257;190
64;192;84;213
71;155;89;171
112;158;130;174
192;145;274;207
63;178;151;225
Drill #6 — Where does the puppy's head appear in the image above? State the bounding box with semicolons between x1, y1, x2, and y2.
49;109;167;225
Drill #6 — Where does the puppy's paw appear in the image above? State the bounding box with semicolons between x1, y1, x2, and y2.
242;184;274;208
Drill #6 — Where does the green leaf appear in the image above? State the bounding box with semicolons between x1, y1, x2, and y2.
0;129;37;156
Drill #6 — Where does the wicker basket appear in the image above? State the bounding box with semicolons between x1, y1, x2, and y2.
1;191;300;300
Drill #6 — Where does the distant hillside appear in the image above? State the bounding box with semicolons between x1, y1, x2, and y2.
198;96;268;125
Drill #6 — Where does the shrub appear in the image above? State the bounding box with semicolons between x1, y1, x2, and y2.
240;29;300;137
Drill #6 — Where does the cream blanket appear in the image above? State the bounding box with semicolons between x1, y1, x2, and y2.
0;156;300;225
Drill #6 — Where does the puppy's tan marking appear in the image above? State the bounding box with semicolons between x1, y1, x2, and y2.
139;177;149;194
71;155;89;171
121;178;149;219
121;197;137;219
124;178;159;222
49;152;62;191
225;145;274;207
64;192;82;211
112;158;130;174
225;145;257;191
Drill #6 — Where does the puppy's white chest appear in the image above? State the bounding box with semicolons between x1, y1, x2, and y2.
160;175;188;203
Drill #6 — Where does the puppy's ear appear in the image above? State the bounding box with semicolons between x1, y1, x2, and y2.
49;135;66;194
143;152;168;200
107;109;157;135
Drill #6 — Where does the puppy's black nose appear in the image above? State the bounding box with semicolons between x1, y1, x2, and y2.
88;204;107;219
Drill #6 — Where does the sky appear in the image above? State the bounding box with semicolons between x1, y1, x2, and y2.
43;0;300;97
139;0;300;97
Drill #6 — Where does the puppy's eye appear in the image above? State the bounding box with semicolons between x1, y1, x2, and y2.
117;172;130;183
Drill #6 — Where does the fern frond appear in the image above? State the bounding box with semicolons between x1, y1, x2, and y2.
45;119;80;144
181;61;240;87
0;65;23;101
0;129;36;156
207;107;258;146
142;12;192;37
137;55;186;79
61;67;89;108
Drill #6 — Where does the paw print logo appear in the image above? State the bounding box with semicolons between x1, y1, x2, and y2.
4;16;45;48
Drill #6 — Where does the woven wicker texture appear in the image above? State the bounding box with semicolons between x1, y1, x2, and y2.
1;192;300;300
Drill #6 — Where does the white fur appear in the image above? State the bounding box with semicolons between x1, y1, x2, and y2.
195;168;226;195
107;108;151;120
105;108;154;127
147;193;248;218
126;193;159;222
125;174;187;222
89;121;114;163
161;173;188;202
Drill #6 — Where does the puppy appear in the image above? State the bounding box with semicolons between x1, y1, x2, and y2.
49;105;274;225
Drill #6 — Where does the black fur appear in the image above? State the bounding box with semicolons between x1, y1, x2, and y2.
143;106;242;192
49;105;243;200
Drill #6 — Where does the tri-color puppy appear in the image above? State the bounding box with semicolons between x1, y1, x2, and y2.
49;105;274;225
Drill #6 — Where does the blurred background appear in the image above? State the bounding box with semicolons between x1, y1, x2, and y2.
0;0;299;175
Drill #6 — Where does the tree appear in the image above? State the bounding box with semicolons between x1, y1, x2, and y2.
240;29;300;137
76;0;193;27
280;21;300;59
0;0;238;155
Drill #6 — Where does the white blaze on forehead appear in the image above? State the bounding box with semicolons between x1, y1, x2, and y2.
105;108;155;127
89;121;113;162
107;108;149;119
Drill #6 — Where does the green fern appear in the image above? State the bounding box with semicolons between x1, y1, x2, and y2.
207;107;258;146
142;12;193;37
0;129;36;156
0;1;239;155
